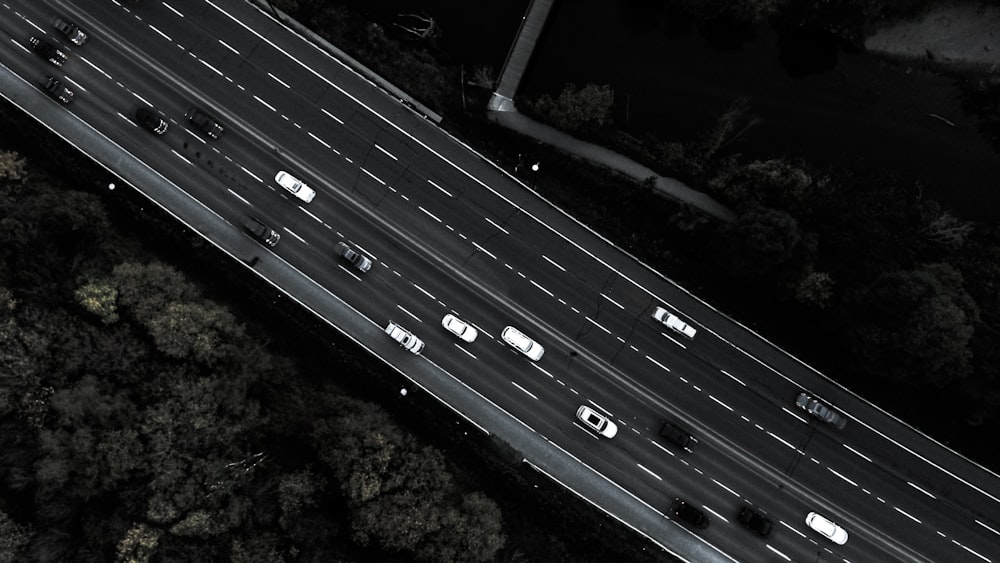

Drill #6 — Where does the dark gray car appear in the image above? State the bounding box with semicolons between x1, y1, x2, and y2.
796;392;847;429
242;216;279;247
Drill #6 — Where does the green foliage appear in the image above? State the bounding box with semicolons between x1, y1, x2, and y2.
847;263;979;386
115;522;160;563
710;157;819;214
0;509;33;563
108;261;199;324
529;83;616;135
0;150;27;184
715;206;804;280
147;301;243;365
794;271;836;309
74;281;119;324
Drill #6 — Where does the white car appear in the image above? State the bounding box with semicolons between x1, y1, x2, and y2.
385;322;424;354
652;306;697;339
275;170;316;203
501;326;544;361
576;405;618;438
805;512;848;545
442;314;477;343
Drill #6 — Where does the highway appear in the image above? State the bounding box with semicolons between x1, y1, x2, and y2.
2;1;999;562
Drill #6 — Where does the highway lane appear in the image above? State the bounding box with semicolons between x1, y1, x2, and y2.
5;0;1000;561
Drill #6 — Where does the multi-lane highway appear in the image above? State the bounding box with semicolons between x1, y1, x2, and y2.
2;1;1000;561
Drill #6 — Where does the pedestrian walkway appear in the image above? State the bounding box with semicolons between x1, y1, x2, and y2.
488;111;735;221
487;0;733;221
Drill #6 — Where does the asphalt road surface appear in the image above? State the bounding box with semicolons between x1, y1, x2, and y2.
1;1;998;562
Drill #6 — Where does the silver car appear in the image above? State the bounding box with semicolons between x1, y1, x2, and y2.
275;170;316;203
501;326;544;361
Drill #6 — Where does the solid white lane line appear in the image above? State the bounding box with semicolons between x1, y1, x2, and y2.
454;344;477;360
170;150;194;166
79;57;112;79
976;519;1000;536
543;254;566;272
637;464;662;481
828;467;858;487
906;481;937;499
531;280;554;298
321;108;344;124
600;293;625;310
702;506;728;523
779;520;808;539
253;95;276;112
362;168;386;185
240;167;263;183
419;206;441;223
767;432;798;451
584;316;612;335
300;207;323;224
712;479;741;498
720;369;746;386
163;2;184;17
844;444;873;463
893;506;922;524
337;264;362;282
375;144;398;160
148;25;172;41
396;305;422;323
531;364;555;379
709;396;733;412
472;242;496;260
218;39;240;55
765;545;792;561
783;407;810;424
646;355;670;372
953;542;990;563
308;132;331;149
484;217;509;235
268;72;290;88
413;283;436;301
511;381;537;400
427;179;453;197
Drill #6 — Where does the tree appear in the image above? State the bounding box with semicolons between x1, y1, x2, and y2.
0;151;27;184
74;281;120;324
109;261;199;325
0;509;33;563
530;83;615;134
794;271;835;309
715;206;804;280
846;263;979;386
146;301;244;365
115;522;161;563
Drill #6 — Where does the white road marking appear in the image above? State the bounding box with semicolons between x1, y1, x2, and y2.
766;432;798;451
783;407;810;424
321;108;344;124
308;132;331;149
828;467;858;487
844;444;873;463
253;95;276;112
199;58;225;77
268;72;290;88
362;168;385;185
542;255;566;272
765;545;792;561
709;396;733;412
454;344;476;359
484;217;509;235
163;2;184;17
396;305;422;323
600;293;625;310
720;369;746;386
227;190;250;205
419;206;441;223
170;150;193;166
584;316;612;335
712;479;741;498
428;179;452;197
531;364;555;379
79;57;112;79
148;25;172;41
702;506;728;523
531;280;555;298
375;144;398;161
218;39;240;55
336;264;362;282
472;242;497;260
283;228;306;244
894;506;922;524
413;283;436;301
637;464;662;481
645;356;671;372
976;519;1000;536
953;542;990;562
511;381;537;400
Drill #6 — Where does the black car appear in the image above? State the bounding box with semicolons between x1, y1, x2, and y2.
242;216;280;247
136;107;168;135
41;76;74;104
334;242;373;273
29;37;68;67
670;498;709;530
737;506;772;537
796;392;847;430
186;106;223;139
53;18;87;46
659;419;697;452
